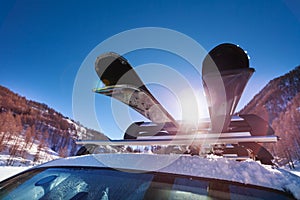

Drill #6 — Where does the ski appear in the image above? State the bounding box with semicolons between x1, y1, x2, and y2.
202;43;255;132
94;52;178;127
94;84;177;125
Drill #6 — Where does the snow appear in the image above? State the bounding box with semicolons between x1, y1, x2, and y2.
1;154;300;198
290;170;300;177
0;166;30;181
0;140;60;167
38;154;300;198
283;160;300;177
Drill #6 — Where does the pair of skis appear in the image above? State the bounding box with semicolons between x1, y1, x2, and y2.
76;43;278;165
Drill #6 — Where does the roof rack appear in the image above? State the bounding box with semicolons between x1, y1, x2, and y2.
83;44;278;165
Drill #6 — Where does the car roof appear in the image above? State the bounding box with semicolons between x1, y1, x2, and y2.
37;153;300;196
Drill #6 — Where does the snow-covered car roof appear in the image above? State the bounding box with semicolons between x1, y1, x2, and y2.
37;153;300;198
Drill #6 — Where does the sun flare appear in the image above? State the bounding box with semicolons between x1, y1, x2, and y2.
177;89;209;124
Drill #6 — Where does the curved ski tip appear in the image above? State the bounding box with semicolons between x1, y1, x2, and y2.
95;52;128;67
96;52;122;60
202;43;251;74
94;52;130;79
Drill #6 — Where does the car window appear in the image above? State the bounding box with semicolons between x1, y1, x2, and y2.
0;167;153;200
0;167;294;200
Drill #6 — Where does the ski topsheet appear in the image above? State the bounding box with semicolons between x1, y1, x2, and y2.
94;85;176;125
95;52;178;127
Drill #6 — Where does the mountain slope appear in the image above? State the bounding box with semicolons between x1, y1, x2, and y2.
240;66;300;123
239;66;300;164
0;85;109;166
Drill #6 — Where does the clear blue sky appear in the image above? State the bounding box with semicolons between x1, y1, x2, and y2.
1;0;299;138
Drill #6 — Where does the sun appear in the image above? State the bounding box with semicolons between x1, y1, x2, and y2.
177;88;209;124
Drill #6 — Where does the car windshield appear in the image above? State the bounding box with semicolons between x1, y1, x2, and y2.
0;167;293;200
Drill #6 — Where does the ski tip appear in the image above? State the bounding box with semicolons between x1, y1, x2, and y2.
96;52;123;62
202;43;251;75
94;52;132;87
95;52;128;71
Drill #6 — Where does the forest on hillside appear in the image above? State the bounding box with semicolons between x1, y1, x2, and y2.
0;85;107;166
240;66;300;165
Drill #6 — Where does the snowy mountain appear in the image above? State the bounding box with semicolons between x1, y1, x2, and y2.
0;85;109;166
239;66;300;165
